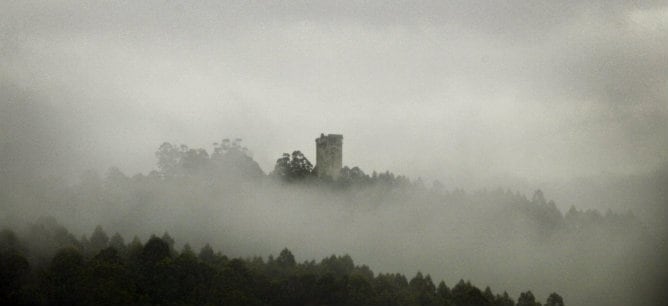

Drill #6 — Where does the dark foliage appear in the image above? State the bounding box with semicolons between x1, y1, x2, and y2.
0;226;564;306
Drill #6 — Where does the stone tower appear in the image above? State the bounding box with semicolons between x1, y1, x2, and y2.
315;133;343;179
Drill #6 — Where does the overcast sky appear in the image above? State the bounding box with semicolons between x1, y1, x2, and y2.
1;1;667;187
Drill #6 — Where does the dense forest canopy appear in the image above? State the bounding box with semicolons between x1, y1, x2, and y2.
1;139;666;305
0;222;564;306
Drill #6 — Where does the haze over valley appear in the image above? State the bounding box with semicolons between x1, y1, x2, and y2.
1;1;667;305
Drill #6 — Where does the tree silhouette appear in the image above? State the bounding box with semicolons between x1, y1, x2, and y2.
272;151;314;181
276;248;296;268
517;291;540;306
545;292;564;306
89;225;109;255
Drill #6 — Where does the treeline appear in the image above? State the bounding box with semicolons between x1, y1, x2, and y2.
0;221;564;306
153;138;413;187
151;139;639;224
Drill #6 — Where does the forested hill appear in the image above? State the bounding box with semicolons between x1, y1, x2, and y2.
0;223;563;306
0;139;664;306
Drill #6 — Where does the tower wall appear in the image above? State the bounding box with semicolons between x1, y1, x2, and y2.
315;134;343;179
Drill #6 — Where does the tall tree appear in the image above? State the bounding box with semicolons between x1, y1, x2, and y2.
47;248;85;305
89;225;110;255
545;292;564;306
517;291;540;306
109;232;126;255
140;236;171;266
288;151;313;179
276;248;296;268
272;151;314;181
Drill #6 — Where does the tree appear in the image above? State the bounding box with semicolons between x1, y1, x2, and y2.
494;291;514;306
80;247;137;305
211;138;264;178
273;153;291;179
517;291;540;306
436;281;452;305
531;190;546;205
212;138;249;157
545;292;564;306
47;247;85;305
288;151;313;179
272;151;314;181
109;232;126;255
451;279;490;306
180;148;210;175
339;166;369;187
155;143;211;177
347;273;374;305
483;286;494;303
89;225;110;255
0;229;25;255
181;243;195;258
126;236;143;265
276;248;296;268
408;272;437;306
321;255;355;277
140;236;171;266
80;235;91;255
161;232;175;254
155;142;181;177
199;243;215;263
0;252;29;303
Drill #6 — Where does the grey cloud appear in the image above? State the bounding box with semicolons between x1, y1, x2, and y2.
1;0;666;183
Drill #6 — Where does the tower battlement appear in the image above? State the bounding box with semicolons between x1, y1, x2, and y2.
315;133;343;179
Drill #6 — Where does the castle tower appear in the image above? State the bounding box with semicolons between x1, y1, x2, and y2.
315;133;343;179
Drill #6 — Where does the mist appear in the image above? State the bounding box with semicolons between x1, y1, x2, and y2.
1;1;667;306
1;159;665;305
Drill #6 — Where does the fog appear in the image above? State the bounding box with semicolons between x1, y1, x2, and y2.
1;1;667;306
3;1;667;183
2;163;665;305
